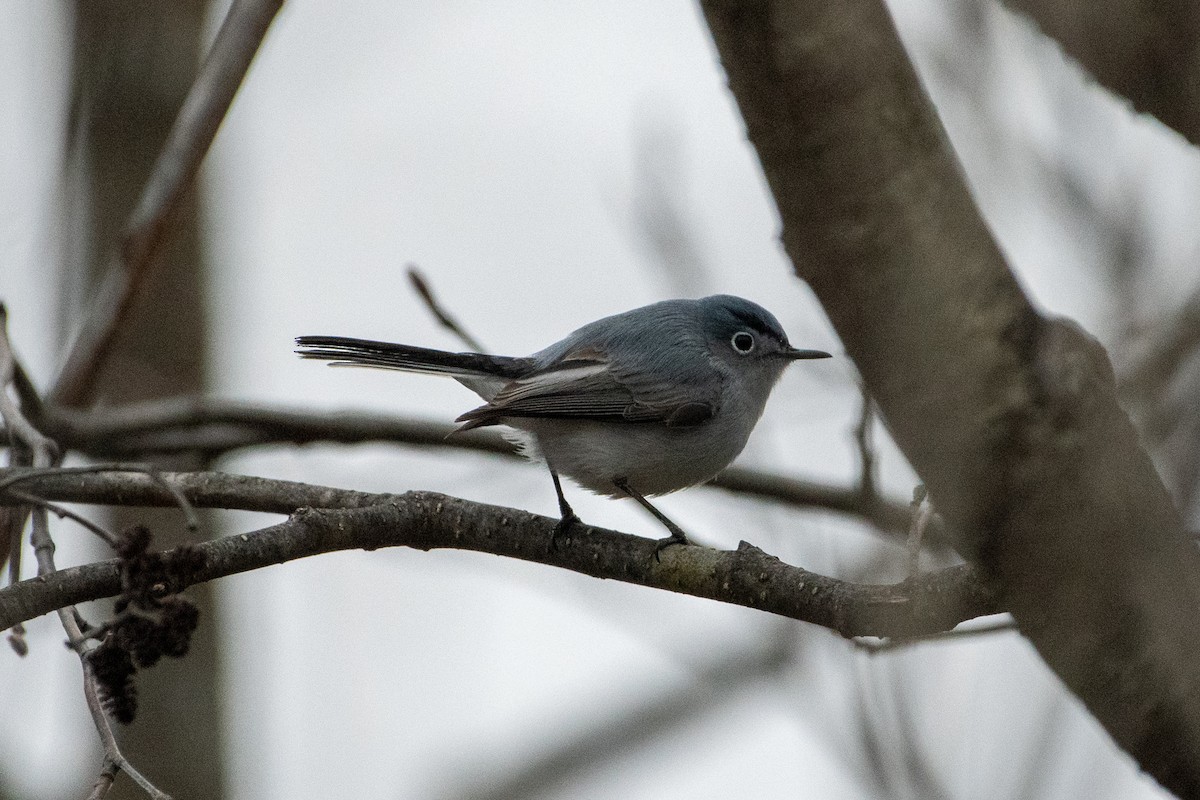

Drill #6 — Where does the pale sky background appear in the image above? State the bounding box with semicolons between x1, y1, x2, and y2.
3;1;1200;798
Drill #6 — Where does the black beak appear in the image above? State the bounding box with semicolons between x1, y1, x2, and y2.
780;347;832;360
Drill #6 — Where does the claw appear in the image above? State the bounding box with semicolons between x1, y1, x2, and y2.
652;530;690;562
550;512;583;552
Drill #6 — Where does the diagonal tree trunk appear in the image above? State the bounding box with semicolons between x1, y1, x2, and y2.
700;1;1200;796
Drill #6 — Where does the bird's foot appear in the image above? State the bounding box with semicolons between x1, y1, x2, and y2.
652;528;692;562
550;512;584;552
612;477;695;562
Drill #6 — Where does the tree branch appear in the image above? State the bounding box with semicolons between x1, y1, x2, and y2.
0;467;999;639
51;0;286;408
406;266;487;352
700;1;1200;796
1000;0;1200;146
35;395;921;536
0;311;171;798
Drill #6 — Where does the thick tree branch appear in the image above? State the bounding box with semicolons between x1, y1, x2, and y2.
0;467;998;639
700;1;1200;796
1000;0;1200;146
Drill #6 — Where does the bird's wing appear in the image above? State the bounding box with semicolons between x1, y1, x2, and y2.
455;352;719;430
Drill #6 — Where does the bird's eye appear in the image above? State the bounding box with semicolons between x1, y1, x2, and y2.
731;332;755;354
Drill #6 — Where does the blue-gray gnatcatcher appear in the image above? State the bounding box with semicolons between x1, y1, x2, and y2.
296;295;830;553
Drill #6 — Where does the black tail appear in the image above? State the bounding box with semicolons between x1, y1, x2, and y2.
295;336;530;379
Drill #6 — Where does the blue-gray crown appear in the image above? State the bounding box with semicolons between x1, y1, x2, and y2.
697;295;790;345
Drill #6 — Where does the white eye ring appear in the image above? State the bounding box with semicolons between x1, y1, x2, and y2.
731;331;755;354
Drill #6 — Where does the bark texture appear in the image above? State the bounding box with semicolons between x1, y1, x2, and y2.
0;468;999;640
700;1;1200;795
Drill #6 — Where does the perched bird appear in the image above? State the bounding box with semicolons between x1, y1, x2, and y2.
296;295;830;553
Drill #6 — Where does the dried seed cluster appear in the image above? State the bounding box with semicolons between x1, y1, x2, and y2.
87;526;204;724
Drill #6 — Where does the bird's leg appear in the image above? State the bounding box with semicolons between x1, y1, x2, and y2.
613;477;692;559
549;468;582;549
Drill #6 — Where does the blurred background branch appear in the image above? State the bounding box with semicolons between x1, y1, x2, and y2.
31;395;923;539
1001;0;1200;145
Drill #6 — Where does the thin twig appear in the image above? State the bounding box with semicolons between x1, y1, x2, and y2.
406;265;487;352
73;606;92;635
30;481;172;795
0;463;198;532
23;472;172;800
84;755;120;800
906;484;931;578
0;304;56;572
51;0;287;407
1;307;171;798
73;611;173;800
855;382;877;503
0;306;34;654
78;604;165;644
151;477;200;533
4;488;120;547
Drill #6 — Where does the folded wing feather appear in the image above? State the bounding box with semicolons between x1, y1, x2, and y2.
455;355;717;430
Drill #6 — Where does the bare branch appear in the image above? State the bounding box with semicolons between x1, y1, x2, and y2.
51;0;286;408
700;1;1200;794
43;397;516;458
0;304;47;587
44;506;173;800
2;317;170;798
37;395;923;537
0;467;1000;639
855;382;877;502
0;311;57;468
406;266;487;352
84;756;119;800
905;486;932;579
0;463;200;533
3;488;120;548
1000;0;1200;145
